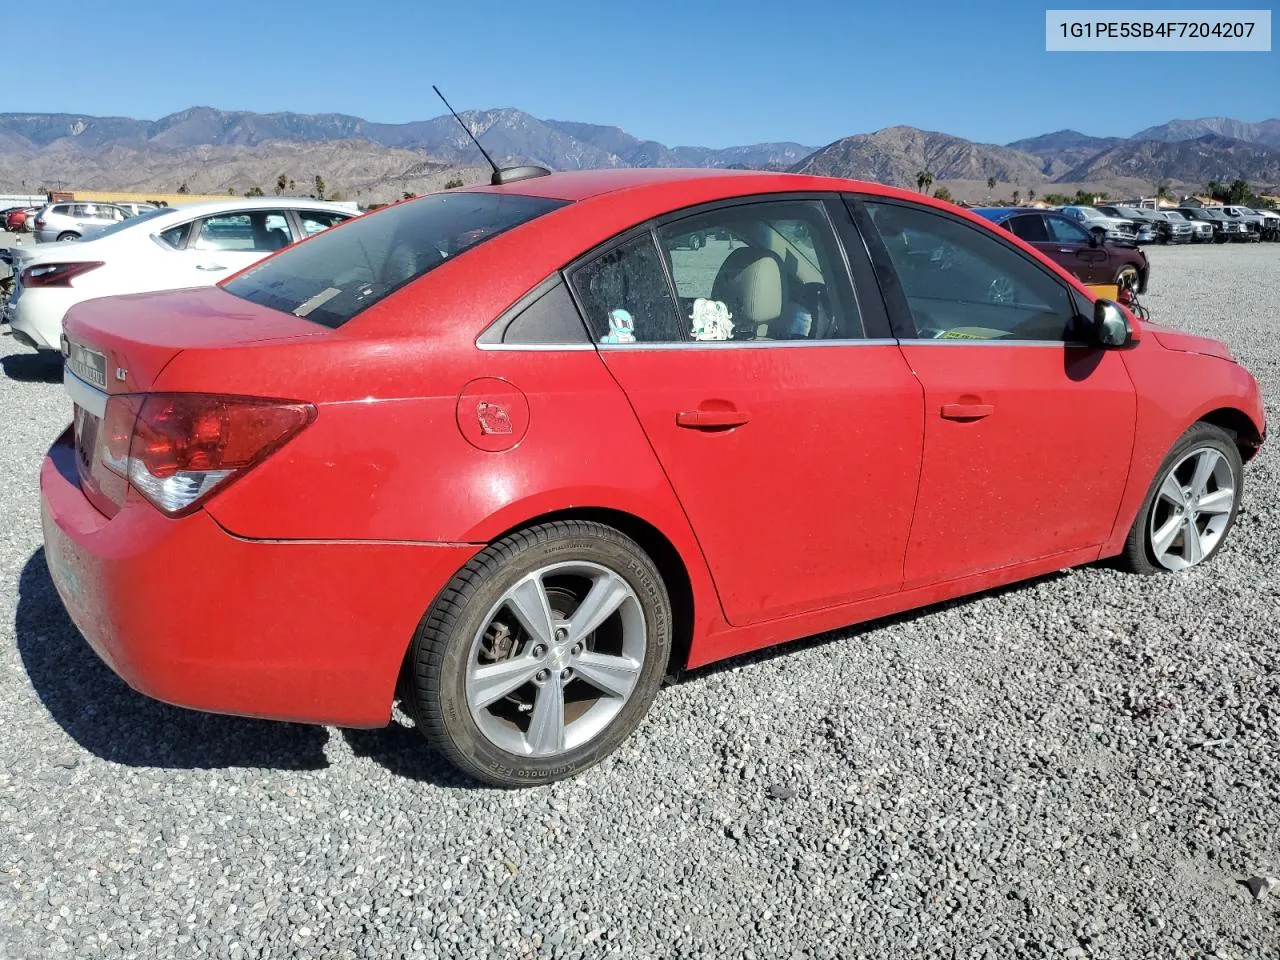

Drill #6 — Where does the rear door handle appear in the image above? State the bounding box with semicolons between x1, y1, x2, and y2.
941;402;994;421
195;263;227;272
676;409;751;429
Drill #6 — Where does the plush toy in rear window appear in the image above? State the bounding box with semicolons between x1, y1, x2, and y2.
600;308;636;344
690;298;734;341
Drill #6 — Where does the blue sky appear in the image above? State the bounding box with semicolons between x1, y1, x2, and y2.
23;0;1279;148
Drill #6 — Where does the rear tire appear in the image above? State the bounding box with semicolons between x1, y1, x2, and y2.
56;232;78;242
1115;264;1139;289
1118;422;1243;575
405;520;672;787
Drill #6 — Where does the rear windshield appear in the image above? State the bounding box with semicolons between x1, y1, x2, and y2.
222;192;567;328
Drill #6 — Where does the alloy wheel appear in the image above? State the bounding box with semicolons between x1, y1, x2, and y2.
464;561;647;757
1148;447;1236;571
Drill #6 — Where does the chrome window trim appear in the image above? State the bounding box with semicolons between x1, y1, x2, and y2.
64;368;107;417
595;338;900;351
902;338;1090;347
476;342;596;352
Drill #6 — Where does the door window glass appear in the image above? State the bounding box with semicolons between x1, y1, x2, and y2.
298;211;350;236
1045;215;1090;244
865;201;1080;342
656;199;862;342
158;221;194;250
1006;215;1048;243
570;235;683;343
194;211;296;252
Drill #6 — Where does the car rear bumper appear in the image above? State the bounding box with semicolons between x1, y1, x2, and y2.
40;429;478;727
8;286;71;351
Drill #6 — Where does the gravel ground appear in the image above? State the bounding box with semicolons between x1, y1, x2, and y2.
1;243;1278;960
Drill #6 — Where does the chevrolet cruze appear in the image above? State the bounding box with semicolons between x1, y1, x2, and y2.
40;169;1265;786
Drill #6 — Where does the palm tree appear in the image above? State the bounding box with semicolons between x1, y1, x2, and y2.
987;177;997;192
1156;182;1171;202
1028;188;1036;202
916;170;934;194
1012;189;1021;205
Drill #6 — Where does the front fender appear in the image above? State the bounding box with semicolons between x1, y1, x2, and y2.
1103;344;1264;555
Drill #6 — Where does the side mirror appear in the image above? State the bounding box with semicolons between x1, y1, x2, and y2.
1087;232;1101;248
1093;299;1132;348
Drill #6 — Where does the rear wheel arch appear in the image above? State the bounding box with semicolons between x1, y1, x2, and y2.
395;506;698;707
484;507;696;679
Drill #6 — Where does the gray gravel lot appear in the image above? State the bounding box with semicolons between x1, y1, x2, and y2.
1;242;1278;959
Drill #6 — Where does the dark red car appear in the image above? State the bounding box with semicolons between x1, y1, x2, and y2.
41;170;1264;785
974;207;1149;292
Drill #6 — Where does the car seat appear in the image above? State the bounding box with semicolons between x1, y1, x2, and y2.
710;247;788;339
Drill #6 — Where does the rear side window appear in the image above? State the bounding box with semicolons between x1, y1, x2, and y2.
1006;214;1048;243
224;193;567;328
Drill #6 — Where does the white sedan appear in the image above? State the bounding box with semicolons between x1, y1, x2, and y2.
5;198;356;354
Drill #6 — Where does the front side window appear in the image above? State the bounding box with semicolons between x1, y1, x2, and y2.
865;201;1080;342
1045;215;1090;244
194;211;295;252
224;192;565;329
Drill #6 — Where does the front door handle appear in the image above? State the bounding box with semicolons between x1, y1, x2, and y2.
676;408;751;429
196;263;227;272
941;402;994;421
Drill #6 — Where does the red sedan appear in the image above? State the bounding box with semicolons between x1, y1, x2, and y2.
41;169;1265;786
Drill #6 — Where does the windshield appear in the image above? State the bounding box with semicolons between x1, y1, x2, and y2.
1164;212;1186;221
86;205;173;240
223;192;567;329
1077;207;1104;219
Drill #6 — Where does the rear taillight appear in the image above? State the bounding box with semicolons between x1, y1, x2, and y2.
21;261;104;287
98;394;314;516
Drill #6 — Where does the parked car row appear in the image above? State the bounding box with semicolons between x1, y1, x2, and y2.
1058;201;1279;245
3;198;355;354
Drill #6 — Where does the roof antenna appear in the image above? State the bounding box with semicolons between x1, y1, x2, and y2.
432;85;552;187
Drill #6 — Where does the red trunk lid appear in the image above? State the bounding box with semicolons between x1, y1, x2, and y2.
62;285;327;394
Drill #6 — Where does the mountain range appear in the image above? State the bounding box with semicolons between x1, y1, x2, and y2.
1;108;1277;203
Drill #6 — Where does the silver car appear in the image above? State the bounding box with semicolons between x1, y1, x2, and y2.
113;201;159;217
33;202;131;243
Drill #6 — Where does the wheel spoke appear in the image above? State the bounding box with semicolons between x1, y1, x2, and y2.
469;656;541;710
504;574;556;647
1152;514;1182;557
1183;516;1205;565
1196;487;1234;515
526;680;566;756
566;572;632;644
572;650;641;699
1188;450;1220;500
1158;472;1187;507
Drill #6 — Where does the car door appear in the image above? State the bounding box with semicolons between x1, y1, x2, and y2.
568;196;925;626
852;197;1136;588
177;209;297;283
1042;213;1110;283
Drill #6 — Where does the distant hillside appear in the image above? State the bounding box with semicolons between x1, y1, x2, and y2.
0;107;816;172
2;107;1279;203
1006;129;1127;175
792;127;1060;184
1131;117;1280;148
1060;134;1280;185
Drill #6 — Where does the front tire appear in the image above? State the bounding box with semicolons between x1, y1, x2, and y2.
1119;423;1243;574
405;520;672;787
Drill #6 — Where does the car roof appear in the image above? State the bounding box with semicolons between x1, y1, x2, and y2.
968;207;1037;222
149;197;355;218
456;167;918;205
